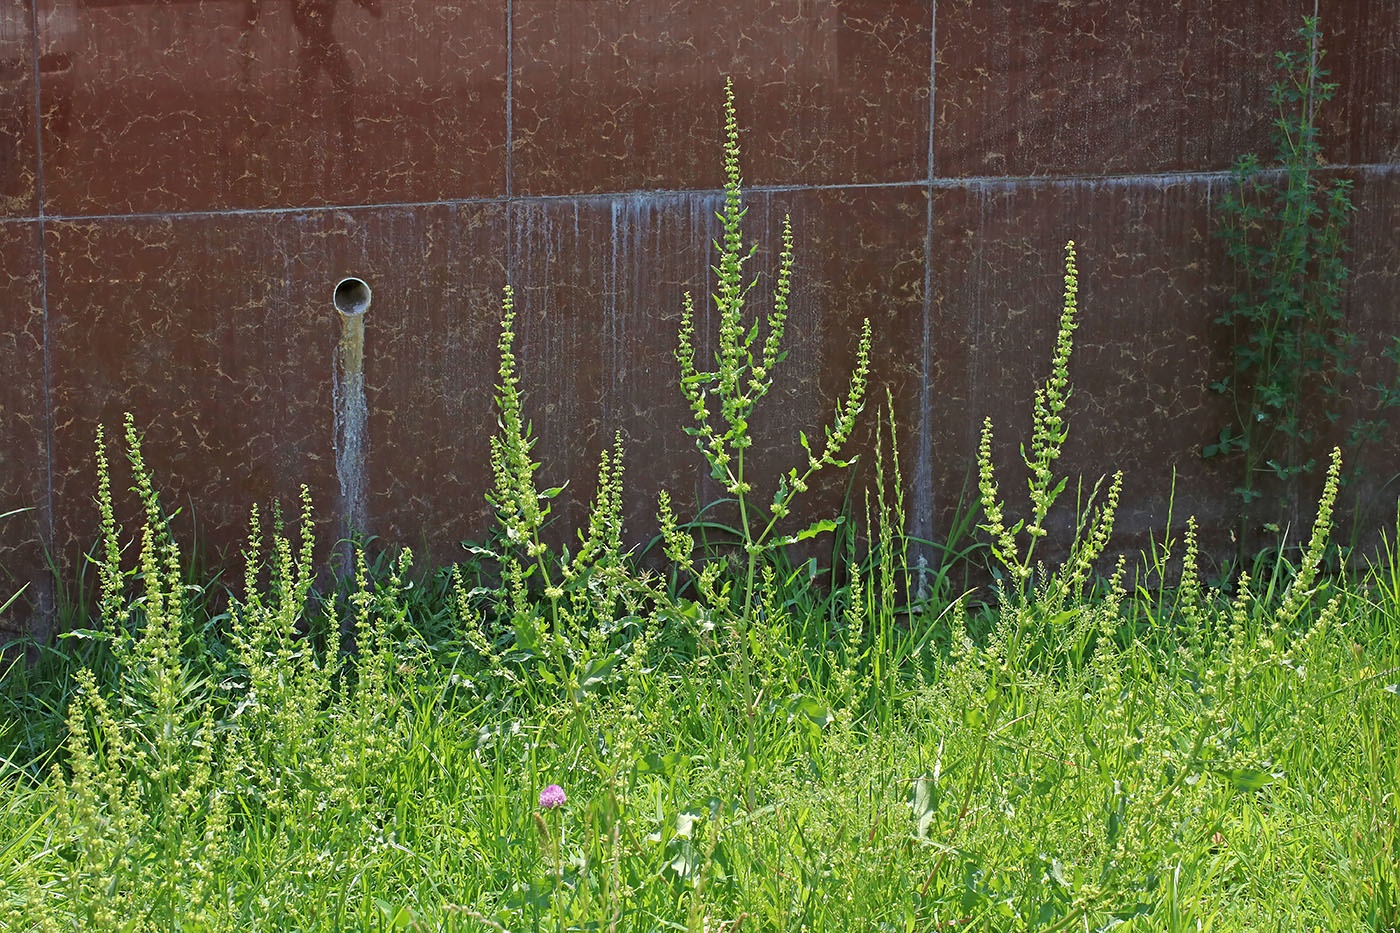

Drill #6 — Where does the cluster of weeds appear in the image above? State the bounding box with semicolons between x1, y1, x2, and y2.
1;75;1397;933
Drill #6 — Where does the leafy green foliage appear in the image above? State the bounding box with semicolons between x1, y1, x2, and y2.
1207;16;1400;552
667;78;874;807
3;419;1397;931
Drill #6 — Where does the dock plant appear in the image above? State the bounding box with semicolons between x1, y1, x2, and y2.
665;77;872;804
975;241;1124;649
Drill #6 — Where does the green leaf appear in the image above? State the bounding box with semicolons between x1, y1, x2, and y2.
57;626;112;643
578;653;622;692
665;840;702;882
785;694;833;730
375;900;414;930
1222;768;1275;792
635;751;690;777
1111;902;1154;923
909;773;939;840
772;517;843;547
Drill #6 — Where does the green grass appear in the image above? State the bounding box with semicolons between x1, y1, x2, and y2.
0;450;1396;931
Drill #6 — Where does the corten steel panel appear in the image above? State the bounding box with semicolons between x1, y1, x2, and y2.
0;1;38;218
500;185;927;557
934;0;1305;179
1319;0;1400;166
45;212;356;580
36;0;507;216
0;221;49;633
926;177;1243;568
511;0;931;196
359;202;508;560
1333;168;1400;542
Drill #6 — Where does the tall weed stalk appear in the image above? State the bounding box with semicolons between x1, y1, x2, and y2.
664;78;872;804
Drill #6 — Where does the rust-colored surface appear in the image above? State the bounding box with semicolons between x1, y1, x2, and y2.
0;220;47;634
511;0;931;194
362;202;508;552
1318;0;1400;166
935;1;1293;177
1337;168;1400;533
36;0;508;214
0;1;38;217
43;212;343;583
0;1;1397;633
936;1;1399;178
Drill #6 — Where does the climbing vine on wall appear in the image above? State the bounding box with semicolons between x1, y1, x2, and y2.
1205;15;1400;554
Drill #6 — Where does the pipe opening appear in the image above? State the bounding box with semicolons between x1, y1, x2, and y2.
334;277;372;317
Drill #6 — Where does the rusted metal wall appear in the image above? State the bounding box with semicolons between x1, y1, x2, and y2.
1;1;1397;635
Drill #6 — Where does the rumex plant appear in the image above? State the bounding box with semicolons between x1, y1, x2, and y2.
663;77;872;801
976;240;1123;623
484;284;632;630
672;82;872;572
667;78;872;612
470;282;648;743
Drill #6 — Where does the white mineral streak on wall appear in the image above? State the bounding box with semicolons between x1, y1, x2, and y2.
335;310;368;552
606;196;631;429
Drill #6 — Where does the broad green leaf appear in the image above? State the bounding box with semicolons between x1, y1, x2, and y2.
772;517;843;548
1223;768;1275;792
665;840;701;881
57;626;112;643
636;752;690;777
909;773;938;839
785;694;833;730
578;653;622;692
